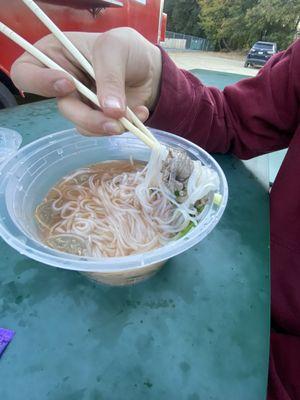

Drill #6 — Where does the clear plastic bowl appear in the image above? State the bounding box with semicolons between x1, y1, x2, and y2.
0;128;228;286
0;127;22;165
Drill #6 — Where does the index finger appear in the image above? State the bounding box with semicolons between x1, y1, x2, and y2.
10;32;90;98
11;59;75;97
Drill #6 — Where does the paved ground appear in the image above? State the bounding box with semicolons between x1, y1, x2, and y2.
167;50;258;77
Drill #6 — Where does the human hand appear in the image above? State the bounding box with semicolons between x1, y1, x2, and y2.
11;28;162;136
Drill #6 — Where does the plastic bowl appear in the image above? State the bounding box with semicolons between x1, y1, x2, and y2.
0;127;22;164
0;128;228;286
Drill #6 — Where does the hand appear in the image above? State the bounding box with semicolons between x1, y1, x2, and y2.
11;28;162;136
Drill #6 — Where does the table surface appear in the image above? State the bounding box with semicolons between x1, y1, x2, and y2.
0;70;269;400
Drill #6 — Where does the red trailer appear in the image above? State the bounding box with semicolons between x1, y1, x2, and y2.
0;0;166;108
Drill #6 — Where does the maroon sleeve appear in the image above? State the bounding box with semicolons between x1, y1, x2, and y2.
148;40;300;160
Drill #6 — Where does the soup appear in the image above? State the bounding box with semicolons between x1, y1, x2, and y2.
35;149;220;258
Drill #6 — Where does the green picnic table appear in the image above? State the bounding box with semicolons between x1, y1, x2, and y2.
0;70;269;400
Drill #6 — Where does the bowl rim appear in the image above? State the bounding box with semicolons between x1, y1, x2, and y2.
0;128;228;272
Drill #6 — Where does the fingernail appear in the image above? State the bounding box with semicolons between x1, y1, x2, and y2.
53;78;73;95
103;122;121;134
102;96;122;110
136;110;148;121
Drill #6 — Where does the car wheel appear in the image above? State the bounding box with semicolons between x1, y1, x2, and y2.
0;81;17;110
244;62;249;68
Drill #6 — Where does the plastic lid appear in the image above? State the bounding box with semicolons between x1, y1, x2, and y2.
0;128;22;166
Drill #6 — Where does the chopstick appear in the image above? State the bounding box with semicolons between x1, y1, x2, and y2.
21;0;158;145
0;22;158;150
22;0;96;79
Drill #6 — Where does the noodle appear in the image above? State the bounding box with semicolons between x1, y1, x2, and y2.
35;147;220;258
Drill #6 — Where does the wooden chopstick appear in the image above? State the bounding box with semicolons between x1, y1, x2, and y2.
21;0;159;146
22;0;95;78
0;23;157;149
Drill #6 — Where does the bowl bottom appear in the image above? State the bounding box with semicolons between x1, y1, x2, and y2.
80;261;166;286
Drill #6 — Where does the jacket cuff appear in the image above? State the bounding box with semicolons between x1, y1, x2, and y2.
147;47;204;135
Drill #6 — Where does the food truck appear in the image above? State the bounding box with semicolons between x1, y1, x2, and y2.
0;0;166;108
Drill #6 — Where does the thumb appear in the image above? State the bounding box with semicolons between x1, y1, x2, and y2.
11;61;75;98
93;33;127;119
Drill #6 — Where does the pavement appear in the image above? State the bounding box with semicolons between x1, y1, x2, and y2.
167;50;258;77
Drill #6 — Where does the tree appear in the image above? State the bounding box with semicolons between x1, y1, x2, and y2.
245;0;300;49
164;0;204;37
197;0;231;49
198;0;259;50
198;0;300;50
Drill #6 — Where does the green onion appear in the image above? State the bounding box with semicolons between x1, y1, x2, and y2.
213;193;222;206
196;204;205;213
178;221;196;238
175;190;180;197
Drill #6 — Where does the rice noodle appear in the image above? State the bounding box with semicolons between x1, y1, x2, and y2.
35;146;220;258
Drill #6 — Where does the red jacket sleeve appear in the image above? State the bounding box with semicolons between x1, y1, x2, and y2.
148;40;300;160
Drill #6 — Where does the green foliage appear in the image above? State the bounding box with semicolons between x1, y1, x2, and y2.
198;0;300;50
164;0;204;36
163;0;299;50
197;0;232;48
245;0;300;49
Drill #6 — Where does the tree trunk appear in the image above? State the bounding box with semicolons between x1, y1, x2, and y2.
294;16;300;32
221;37;232;51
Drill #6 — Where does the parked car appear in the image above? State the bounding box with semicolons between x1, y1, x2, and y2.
244;41;277;68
